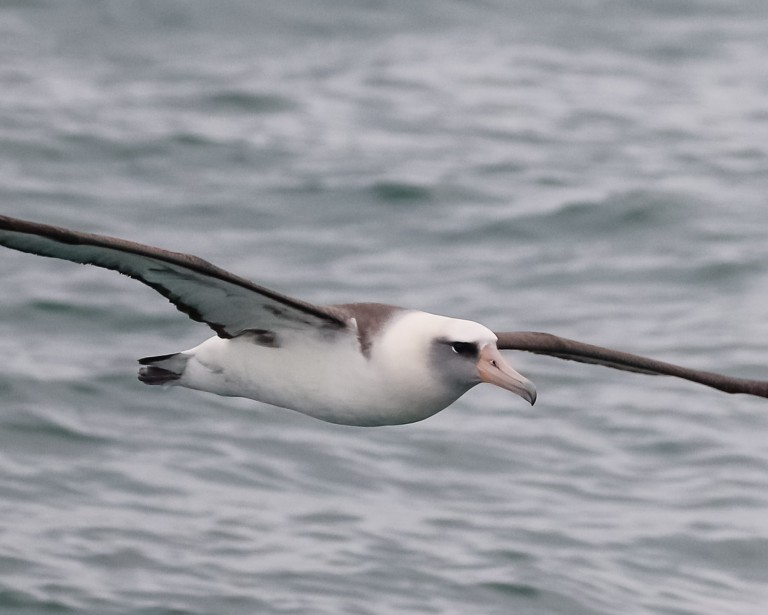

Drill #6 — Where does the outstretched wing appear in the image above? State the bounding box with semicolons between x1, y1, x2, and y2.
495;331;768;399
0;215;346;338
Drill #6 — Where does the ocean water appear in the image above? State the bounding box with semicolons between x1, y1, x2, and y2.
1;1;768;613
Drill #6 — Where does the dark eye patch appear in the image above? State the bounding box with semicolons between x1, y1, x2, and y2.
450;341;478;359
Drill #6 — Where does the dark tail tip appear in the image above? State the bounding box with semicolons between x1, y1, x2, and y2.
138;365;182;385
137;352;187;385
138;352;181;366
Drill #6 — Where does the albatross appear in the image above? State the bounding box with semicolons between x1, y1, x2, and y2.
0;215;765;426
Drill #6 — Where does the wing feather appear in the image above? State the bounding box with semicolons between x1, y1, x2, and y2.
0;215;346;338
495;331;768;398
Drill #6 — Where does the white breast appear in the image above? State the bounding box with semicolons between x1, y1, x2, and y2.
172;311;478;426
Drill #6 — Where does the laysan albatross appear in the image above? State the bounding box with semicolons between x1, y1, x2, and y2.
0;215;765;426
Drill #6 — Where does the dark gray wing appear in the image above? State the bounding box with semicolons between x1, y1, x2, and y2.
495;331;768;399
0;215;347;338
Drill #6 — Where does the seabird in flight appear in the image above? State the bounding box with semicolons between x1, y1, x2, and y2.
0;215;765;426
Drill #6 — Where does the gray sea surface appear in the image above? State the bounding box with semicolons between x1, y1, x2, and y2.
2;1;768;614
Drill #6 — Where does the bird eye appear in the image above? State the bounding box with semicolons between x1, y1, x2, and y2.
451;342;478;358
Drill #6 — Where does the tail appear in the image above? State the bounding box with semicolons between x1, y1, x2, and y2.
138;352;188;385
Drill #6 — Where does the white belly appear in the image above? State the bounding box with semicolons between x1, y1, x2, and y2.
175;334;466;426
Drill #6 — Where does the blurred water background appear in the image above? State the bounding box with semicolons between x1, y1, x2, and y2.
1;1;768;613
